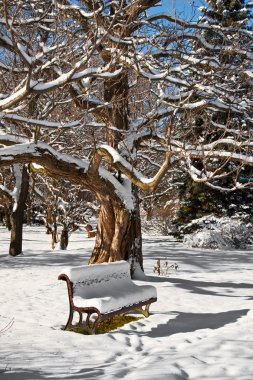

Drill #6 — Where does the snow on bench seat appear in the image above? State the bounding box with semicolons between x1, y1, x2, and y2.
58;261;157;333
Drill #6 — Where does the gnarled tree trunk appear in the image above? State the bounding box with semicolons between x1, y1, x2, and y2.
89;188;143;274
88;65;144;273
9;165;29;256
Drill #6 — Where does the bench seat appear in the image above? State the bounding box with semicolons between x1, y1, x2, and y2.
59;261;157;333
73;281;157;314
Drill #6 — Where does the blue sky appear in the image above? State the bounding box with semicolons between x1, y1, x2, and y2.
153;0;253;24
154;0;205;19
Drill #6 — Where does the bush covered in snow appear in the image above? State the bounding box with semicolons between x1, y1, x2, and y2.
181;214;253;249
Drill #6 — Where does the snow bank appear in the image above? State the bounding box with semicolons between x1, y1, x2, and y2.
0;227;253;380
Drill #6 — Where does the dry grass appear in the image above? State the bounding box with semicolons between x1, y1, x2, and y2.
71;314;143;335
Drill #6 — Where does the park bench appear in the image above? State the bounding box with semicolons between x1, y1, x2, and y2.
58;261;157;334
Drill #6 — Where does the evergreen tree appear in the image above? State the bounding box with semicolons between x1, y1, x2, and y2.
199;0;252;27
173;0;253;228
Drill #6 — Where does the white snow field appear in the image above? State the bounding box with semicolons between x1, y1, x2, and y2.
0;226;253;380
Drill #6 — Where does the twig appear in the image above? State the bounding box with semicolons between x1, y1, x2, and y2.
0;318;14;335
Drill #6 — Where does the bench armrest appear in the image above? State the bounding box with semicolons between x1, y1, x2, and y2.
58;274;74;306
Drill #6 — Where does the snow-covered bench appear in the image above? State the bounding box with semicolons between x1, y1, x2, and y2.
58;261;157;334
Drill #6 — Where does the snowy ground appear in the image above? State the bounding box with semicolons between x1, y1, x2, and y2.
0;226;253;380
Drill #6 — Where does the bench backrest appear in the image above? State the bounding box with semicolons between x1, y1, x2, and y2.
59;261;131;296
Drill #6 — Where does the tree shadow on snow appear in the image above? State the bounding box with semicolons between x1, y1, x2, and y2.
0;250;91;269
0;369;48;380
145;275;253;298
139;309;250;338
0;367;104;380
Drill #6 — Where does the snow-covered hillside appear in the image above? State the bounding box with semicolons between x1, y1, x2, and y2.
0;227;252;380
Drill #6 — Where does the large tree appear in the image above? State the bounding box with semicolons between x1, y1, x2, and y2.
0;0;252;273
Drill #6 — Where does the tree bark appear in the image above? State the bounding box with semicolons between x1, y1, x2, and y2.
26;193;31;226
89;188;143;274
45;208;58;248
88;67;144;274
4;206;11;231
60;224;69;250
9;165;29;256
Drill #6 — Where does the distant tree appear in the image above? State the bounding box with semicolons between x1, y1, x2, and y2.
0;187;12;230
31;172;97;250
0;165;29;255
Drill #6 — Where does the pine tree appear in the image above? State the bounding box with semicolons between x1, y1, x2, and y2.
199;0;252;27
173;0;253;229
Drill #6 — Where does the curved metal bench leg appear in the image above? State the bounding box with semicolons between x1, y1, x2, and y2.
65;308;74;330
86;312;100;334
135;303;150;318
143;303;150;318
93;314;100;334
78;311;83;326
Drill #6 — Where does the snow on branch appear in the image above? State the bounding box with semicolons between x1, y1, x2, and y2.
186;150;253;166
0;59;122;112
0;142;89;173
0;133;29;146
171;138;253;152
0;142;135;210
145;13;253;37
97;144;171;191
0;114;82;130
